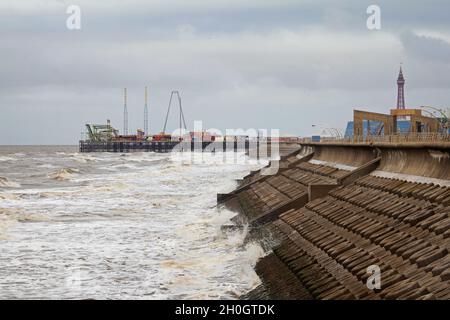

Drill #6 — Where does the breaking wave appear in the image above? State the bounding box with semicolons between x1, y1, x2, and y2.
0;156;15;162
70;153;102;163
0;177;20;188
0;208;22;239
50;168;79;181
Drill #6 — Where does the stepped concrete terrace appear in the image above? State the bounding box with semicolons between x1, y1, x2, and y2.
218;138;450;300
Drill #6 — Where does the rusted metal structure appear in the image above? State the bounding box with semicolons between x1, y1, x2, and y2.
353;110;397;136
391;109;440;133
353;109;441;137
85;119;118;142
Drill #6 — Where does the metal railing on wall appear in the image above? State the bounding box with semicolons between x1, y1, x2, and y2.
299;133;450;144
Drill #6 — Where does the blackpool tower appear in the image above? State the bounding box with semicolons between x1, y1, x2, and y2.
397;65;406;110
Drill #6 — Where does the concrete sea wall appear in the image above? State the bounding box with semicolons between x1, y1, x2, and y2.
219;142;450;300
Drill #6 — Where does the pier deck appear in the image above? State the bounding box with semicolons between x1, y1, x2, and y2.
79;140;252;153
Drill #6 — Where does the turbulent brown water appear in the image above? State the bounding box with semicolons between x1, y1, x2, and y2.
0;146;266;299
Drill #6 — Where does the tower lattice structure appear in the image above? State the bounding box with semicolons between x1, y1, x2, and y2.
397;66;406;110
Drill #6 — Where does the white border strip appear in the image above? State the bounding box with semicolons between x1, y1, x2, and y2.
309;159;357;171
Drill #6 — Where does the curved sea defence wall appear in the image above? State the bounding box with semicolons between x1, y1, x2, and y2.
312;145;379;168
218;142;450;300
378;148;450;180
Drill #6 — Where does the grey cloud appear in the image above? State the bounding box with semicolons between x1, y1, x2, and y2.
0;1;449;144
400;31;450;63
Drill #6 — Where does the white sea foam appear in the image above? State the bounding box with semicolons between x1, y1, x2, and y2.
428;149;450;161
37;163;57;169
0;156;15;162
70;153;100;163
111;163;139;170
309;159;357;171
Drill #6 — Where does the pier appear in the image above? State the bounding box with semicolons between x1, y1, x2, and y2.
79;139;256;153
80;134;301;155
79;140;214;153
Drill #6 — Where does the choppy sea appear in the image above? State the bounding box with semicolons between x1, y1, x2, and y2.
0;146;267;299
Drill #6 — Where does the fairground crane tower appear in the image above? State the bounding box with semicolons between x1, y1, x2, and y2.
144;86;149;135
123;88;128;135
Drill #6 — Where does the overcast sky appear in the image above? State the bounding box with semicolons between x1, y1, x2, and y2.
1;0;450;144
